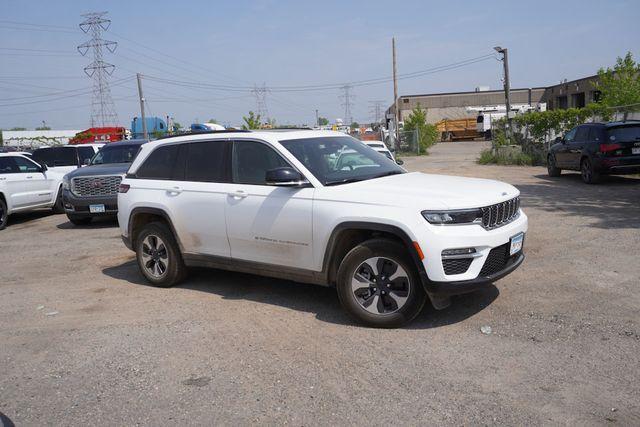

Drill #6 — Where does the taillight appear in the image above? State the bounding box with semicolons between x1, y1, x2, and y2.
118;183;130;193
599;143;622;153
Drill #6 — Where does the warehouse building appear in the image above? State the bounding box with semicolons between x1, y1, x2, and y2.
388;74;601;125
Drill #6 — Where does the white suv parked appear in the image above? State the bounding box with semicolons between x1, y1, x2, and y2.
118;130;527;327
0;153;65;229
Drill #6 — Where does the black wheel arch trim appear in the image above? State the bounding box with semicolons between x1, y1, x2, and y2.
321;221;426;285
127;207;184;252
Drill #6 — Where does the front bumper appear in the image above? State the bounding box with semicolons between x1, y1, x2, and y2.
62;189;118;216
420;251;524;297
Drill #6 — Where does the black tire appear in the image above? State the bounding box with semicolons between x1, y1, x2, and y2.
547;154;561;177
581;157;601;184
67;214;92;226
0;198;8;230
52;186;64;213
135;221;187;288
336;238;427;328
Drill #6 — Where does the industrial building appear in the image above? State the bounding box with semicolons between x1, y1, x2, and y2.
388;74;601;125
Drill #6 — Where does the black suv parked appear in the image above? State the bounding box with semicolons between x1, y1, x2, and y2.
62;139;147;225
547;121;640;183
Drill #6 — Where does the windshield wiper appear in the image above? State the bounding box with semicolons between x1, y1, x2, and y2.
324;177;368;186
369;170;404;179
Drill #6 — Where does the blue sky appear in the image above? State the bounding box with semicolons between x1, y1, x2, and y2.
1;0;638;129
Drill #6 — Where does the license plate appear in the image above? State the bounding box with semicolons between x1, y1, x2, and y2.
89;204;106;213
509;232;524;256
632;147;640;154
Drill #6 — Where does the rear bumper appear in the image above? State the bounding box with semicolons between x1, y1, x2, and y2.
62;189;118;216
420;252;524;297
595;155;640;174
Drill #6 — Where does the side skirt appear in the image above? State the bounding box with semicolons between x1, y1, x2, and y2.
183;253;330;287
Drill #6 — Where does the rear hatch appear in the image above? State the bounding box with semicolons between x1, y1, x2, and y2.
602;124;640;157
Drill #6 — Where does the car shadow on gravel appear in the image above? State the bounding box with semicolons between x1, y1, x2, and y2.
6;209;56;227
56;217;119;229
518;174;640;230
102;260;498;329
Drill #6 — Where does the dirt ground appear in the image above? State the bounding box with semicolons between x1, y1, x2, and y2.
1;141;639;425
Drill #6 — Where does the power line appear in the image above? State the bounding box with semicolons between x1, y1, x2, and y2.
368;100;385;123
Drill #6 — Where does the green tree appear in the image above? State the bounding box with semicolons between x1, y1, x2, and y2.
350;122;359;129
242;111;262;130
403;103;438;154
207;119;218;124
595;52;640;118
35;126;51;130
10;127;26;131
318;117;329;126
0;130;3;146
172;121;182;131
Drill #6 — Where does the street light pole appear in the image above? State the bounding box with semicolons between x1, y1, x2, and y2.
494;46;512;141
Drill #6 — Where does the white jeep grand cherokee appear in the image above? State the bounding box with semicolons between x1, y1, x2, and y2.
118;130;527;327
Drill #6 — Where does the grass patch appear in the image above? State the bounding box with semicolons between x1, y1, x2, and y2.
478;148;536;166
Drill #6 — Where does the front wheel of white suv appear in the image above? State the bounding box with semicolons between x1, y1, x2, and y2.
336;239;427;328
135;222;187;287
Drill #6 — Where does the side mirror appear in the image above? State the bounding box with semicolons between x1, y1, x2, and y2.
39;163;48;172
395;159;404;166
554;136;564;144
265;167;308;187
83;158;91;166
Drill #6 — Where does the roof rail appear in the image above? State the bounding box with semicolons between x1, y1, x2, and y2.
154;129;251;140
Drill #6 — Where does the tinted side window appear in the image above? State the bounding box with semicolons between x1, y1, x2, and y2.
0;158;18;174
184;140;229;183
574;126;589;142
588;127;602;142
232;140;289;185
32;147;77;167
13;156;41;173
136;145;180;179
564;127;577;143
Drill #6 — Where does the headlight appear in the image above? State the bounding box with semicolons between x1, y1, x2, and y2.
62;176;70;190
422;209;483;225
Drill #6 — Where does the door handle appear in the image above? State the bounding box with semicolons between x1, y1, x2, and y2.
228;190;248;199
166;186;183;195
26;176;33;179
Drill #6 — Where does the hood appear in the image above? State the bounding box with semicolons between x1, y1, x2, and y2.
65;163;131;179
319;172;519;210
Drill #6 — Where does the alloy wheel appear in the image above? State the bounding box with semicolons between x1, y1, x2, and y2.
581;160;591;182
141;234;169;278
351;257;411;315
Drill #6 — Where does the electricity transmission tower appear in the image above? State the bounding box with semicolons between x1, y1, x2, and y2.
369;100;385;123
251;83;269;121
77;12;119;127
340;84;355;126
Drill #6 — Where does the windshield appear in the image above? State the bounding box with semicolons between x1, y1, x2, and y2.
91;145;141;165
280;136;404;186
607;125;640;142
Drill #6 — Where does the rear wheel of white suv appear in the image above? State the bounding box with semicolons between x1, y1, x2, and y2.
336;239;427;328
135;222;187;287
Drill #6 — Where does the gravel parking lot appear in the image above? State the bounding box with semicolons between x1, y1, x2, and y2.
1;141;638;425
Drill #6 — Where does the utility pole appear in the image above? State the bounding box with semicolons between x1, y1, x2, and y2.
136;73;148;140
392;37;399;149
315;109;319;127
251;83;269;123
369;100;385;123
494;46;512;141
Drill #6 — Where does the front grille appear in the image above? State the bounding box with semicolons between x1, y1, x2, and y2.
480;197;520;229
71;175;122;197
443;258;473;275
